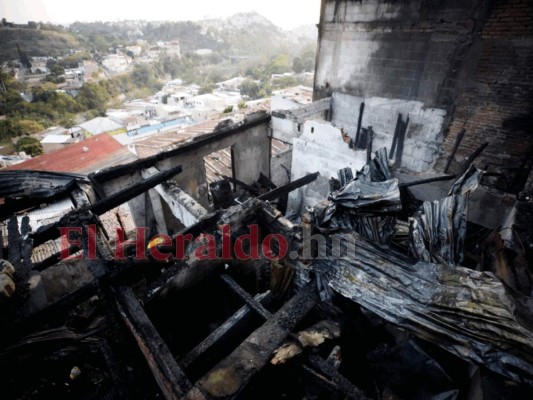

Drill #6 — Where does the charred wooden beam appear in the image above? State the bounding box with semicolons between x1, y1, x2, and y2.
115;286;193;400
444;128;466;173
219;174;258;193
12;282;98;333
399;174;456;188
257;172;319;202
31;165;182;247
180;291;273;371
220;274;272;320
191;282;319;399
458;142;488;177
90;165;183;215
93;112;270;183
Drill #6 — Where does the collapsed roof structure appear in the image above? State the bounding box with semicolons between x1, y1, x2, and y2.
1;1;532;399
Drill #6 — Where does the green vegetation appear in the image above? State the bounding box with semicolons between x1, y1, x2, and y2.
0;63;166;141
15;136;43;157
0;27;79;62
0;15;318;152
292;48;316;73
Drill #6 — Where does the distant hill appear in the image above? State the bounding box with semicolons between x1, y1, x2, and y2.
0;27;80;62
199;12;316;57
289;24;318;42
0;13;316;63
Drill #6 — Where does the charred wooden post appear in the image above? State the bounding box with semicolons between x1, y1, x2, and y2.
395;115;408;168
366;127;374;164
355;102;364;147
389;113;402;160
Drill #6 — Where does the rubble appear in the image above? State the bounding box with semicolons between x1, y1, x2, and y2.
0;119;532;399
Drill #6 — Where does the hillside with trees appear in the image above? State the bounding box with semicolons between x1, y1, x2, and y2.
0;24;80;62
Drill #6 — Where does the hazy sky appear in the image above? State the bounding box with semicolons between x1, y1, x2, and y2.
1;0;321;29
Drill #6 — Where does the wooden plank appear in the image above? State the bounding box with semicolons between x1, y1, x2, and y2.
220;274;272;320
257;172;319;202
115;286;192;400
180;291;272;370
192;283;319;399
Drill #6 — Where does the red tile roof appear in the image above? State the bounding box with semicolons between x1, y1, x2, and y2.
5;134;136;174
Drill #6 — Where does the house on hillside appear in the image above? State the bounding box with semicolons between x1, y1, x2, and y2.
78;117;125;137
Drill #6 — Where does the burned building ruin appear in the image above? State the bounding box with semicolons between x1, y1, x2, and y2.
1;1;532;399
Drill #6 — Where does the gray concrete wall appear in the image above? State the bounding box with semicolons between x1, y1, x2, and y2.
287;120;368;214
103;118;271;233
332;93;445;172
313;0;487;174
315;0;479;107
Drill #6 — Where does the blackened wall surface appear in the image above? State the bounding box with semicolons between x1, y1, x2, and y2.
314;0;484;106
315;0;533;192
439;0;533;192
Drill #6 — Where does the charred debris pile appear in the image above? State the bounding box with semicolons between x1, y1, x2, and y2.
0;144;532;399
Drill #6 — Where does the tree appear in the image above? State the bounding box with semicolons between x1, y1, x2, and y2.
16;120;45;135
266;54;291;75
239;79;260;100
15;136;43;157
0;120;23;140
50;63;65;77
198;82;215;95
77;82;109;112
16;44;32;70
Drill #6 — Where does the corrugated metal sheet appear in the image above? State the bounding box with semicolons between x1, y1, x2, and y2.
0;170;86;200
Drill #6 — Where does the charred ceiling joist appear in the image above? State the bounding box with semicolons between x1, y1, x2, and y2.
1;127;532;399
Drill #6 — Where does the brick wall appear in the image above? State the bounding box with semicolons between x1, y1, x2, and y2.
438;0;533;192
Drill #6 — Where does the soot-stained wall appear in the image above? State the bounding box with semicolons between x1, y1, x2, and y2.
315;0;533;192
